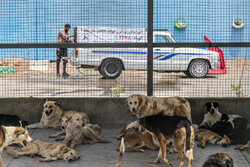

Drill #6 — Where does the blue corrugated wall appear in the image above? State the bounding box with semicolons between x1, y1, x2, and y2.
0;0;249;60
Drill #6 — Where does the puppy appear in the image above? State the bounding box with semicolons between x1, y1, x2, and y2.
235;140;250;152
6;140;80;162
139;115;194;167
202;153;234;167
50;116;103;141
195;129;231;148
26;100;90;130
0;126;33;167
126;94;192;122
0;114;28;127
63;114;109;148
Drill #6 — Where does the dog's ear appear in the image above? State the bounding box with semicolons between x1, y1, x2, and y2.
138;95;143;105
14;127;25;136
213;102;219;108
54;102;59;107
59;117;62;121
125;98;129;107
67;116;72;121
76;153;80;160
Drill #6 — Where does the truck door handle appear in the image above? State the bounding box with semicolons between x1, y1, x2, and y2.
154;49;160;51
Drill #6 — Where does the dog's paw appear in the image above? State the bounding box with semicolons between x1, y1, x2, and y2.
14;155;19;159
49;135;55;138
39;158;46;162
30;154;35;158
154;159;161;164
197;143;205;148
139;149;144;153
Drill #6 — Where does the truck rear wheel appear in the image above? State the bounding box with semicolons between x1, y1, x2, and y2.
188;59;209;78
100;59;123;79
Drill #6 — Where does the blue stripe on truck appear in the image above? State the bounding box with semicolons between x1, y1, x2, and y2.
92;50;210;60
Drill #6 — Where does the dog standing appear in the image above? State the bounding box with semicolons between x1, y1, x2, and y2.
126;94;192;122
6;140;80;162
26;100;89;130
117;115;194;167
0;126;33;167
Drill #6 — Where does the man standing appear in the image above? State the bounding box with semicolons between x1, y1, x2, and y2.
56;24;74;77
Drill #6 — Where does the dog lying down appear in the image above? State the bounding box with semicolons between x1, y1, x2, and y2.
202;153;234;167
195;129;231;148
49;116;103;141
235;140;250;153
6;140;80;162
63;114;110;148
0;114;28;127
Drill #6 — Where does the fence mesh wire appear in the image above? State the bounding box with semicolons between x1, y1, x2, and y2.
0;0;250;98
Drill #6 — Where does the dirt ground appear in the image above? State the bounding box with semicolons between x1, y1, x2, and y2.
0;57;250;97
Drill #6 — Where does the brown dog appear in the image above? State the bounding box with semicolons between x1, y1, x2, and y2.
26;100;90;130
126;94;192;122
63;114;109;148
0;126;33;167
195;129;231;148
6;140;80;162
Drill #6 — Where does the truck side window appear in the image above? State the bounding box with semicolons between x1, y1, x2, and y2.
155;35;168;43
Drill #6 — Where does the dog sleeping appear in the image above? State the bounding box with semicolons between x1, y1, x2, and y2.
0;114;28;127
126;94;192;122
0;126;33;167
26;100;90;130
6;140;80;162
195;129;231;148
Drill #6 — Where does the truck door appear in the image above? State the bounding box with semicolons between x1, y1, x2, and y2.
153;35;174;71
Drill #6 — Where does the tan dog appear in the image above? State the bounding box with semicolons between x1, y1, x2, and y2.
126;94;192;122
0;126;33;167
235;140;250;152
6;140;80;162
63;114;109;148
112;120;140;139
26;100;90;130
50;116;103;141
202;153;234;167
195;129;231;148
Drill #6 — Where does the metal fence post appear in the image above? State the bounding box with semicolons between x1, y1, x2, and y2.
147;0;153;96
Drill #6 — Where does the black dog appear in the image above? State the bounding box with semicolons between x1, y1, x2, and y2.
139;115;194;167
202;153;234;167
0;114;28;127
199;102;249;144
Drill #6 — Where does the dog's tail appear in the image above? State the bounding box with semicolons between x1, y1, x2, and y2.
87;127;111;143
183;122;193;159
116;137;125;167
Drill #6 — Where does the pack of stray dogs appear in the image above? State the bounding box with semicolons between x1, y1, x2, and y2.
0;95;249;167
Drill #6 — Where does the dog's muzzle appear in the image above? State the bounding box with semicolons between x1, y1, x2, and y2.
222;143;228;147
66;157;73;162
132;107;136;113
82;123;85;127
62;126;65;129
210;109;215;115
45;110;52;116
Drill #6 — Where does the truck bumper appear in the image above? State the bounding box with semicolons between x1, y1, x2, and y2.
211;61;220;69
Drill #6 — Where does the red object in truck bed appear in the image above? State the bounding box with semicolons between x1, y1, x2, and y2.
204;35;227;74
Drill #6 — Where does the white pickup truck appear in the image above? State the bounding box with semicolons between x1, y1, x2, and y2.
70;26;220;79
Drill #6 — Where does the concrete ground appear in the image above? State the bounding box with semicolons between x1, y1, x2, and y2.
2;127;249;167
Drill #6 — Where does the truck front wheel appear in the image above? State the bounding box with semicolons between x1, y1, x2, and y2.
100;59;123;79
188;59;209;78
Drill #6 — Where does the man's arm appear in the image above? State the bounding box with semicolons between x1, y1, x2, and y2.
59;30;72;42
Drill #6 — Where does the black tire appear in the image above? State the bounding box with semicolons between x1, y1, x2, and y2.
184;71;190;77
188;59;209;78
100;59;123;79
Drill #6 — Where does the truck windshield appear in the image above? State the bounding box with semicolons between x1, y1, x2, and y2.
155;35;176;43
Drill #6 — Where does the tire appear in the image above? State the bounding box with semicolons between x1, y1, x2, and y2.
188;59;209;78
184;71;190;77
100;59;123;79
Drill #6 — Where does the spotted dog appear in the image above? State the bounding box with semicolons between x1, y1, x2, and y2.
126;94;192;122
